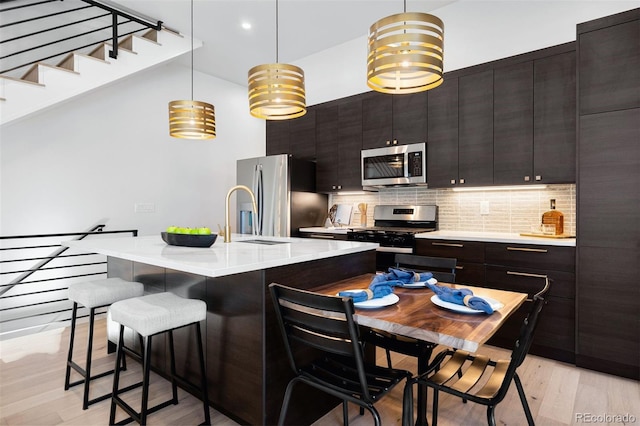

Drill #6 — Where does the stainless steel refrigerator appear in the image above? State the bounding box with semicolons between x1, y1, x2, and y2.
236;154;328;237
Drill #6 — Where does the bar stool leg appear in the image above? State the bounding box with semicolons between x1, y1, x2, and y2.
167;331;179;405
140;335;153;425
81;307;97;409
64;302;79;391
109;325;126;425
195;322;211;425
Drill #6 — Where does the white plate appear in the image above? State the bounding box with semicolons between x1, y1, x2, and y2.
338;289;400;309
430;295;503;314
400;277;438;288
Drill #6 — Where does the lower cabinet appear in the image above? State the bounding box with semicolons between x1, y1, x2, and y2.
416;238;576;363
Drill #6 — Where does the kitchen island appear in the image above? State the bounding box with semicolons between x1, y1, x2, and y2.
63;234;378;425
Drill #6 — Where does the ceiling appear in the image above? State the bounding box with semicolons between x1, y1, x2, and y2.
115;0;457;86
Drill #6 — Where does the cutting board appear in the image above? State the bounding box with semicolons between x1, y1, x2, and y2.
334;204;353;226
519;233;575;239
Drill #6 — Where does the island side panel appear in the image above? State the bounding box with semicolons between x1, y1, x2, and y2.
263;250;377;426
204;270;264;425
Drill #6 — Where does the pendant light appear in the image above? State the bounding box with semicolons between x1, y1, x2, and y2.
248;0;306;120
367;0;444;94
168;0;215;139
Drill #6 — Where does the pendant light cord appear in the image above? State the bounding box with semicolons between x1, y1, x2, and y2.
190;0;194;101
275;0;279;63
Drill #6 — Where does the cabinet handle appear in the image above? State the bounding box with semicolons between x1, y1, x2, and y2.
455;266;464;270
432;242;464;248
392;139;398;145
459;178;465;184
450;179;456;185
506;246;548;253
524;176;530;182
535;175;541;181
507;271;548;279
386;140;391;145
337;185;342;189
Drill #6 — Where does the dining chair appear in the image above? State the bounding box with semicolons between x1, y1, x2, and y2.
269;283;412;426
402;276;551;426
366;253;458;370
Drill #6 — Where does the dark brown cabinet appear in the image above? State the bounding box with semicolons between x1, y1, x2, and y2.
265;110;316;160
416;237;576;363
315;98;363;192
415;239;485;286
493;47;576;185
457;70;494;187
576;8;640;380
493;61;534;184
426;77;459;188
484;243;575;363
362;91;428;149
532;50;576;184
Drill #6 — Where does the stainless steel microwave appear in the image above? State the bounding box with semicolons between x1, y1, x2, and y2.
361;142;427;188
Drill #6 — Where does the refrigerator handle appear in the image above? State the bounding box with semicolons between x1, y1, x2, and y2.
256;164;264;236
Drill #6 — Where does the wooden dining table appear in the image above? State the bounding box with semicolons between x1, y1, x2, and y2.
310;273;528;425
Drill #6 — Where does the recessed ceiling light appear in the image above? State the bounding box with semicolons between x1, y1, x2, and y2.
241;21;251;30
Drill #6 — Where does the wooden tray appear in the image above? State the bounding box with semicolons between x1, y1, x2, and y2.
519;233;575;239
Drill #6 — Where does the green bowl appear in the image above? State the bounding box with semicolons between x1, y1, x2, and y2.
161;232;217;248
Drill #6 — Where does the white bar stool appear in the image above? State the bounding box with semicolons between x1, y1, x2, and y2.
64;277;144;409
108;292;210;425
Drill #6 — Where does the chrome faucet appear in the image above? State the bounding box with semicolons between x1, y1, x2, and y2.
224;185;258;243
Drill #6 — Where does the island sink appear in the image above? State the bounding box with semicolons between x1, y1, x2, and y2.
238;239;290;245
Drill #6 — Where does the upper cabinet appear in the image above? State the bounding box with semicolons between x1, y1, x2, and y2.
533;50;576;184
458;69;494;187
493;47;576;185
427;77;459;188
362;91;427;149
315;98;363;193
579;14;640;115
266;110;316;161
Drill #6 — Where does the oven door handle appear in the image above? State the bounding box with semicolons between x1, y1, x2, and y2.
376;246;414;254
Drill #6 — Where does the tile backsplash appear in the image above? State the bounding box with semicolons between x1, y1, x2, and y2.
330;184;576;236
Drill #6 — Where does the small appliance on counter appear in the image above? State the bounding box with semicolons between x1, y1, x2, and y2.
236;154;328;237
347;204;437;271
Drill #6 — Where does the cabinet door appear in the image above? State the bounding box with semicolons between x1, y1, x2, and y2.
337;98;364;191
288;109;316;160
415;239;485;285
534;51;576;183
493;61;534;185
578;108;640;249
579;18;640;115
458;70;494;186
362;93;393;149
315;105;339;193
266;121;289;156
427;77;459;188
393;91;428;144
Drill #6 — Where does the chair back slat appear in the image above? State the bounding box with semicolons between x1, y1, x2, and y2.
394;254;457;282
269;283;373;399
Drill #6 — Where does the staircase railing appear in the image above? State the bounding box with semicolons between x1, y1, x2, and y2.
0;225;137;340
0;0;169;75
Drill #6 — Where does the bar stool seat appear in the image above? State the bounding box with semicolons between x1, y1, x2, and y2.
65;277;144;410
109;292;210;425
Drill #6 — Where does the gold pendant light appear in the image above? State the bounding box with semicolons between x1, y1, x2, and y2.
248;0;306;120
168;0;215;139
367;0;444;94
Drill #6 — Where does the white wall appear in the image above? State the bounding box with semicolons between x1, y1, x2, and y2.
0;62;265;236
298;0;638;105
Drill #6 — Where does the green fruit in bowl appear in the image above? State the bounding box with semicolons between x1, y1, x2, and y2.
197;227;212;235
189;228;200;235
166;226;178;234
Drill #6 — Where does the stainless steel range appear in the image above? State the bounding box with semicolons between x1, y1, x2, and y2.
347;205;437;271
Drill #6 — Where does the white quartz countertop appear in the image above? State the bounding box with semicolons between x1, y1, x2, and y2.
415;230;576;247
62;234;379;278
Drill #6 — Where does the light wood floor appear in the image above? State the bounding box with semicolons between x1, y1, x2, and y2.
1;319;637;425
